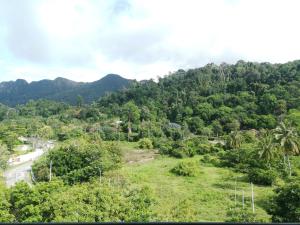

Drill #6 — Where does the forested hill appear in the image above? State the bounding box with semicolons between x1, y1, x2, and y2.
98;60;300;133
0;74;133;106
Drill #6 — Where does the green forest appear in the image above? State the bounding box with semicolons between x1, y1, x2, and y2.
0;60;299;222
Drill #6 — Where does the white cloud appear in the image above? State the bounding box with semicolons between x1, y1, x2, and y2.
0;0;300;82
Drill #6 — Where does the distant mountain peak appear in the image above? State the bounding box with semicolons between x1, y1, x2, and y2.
15;79;28;85
101;74;125;80
54;77;69;81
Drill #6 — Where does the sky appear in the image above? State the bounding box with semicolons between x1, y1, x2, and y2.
0;0;300;82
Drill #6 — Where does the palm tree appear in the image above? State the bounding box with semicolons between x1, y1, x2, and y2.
226;131;243;149
274;122;299;176
258;131;279;168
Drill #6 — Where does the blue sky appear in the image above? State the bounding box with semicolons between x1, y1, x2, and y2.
0;0;300;82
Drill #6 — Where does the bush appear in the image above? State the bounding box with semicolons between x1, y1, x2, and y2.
196;144;211;155
201;154;220;166
166;141;195;158
138;138;153;149
248;168;277;185
171;160;199;177
226;206;260;222
157;140;173;155
170;199;197;221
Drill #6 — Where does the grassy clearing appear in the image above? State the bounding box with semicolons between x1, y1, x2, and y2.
116;141;159;164
117;150;273;222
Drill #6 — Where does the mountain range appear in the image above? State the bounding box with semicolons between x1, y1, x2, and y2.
0;74;133;106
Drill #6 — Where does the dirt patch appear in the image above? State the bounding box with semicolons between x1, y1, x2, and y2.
124;149;159;164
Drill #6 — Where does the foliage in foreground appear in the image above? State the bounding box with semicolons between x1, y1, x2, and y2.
226;205;261;222
32;139;122;184
268;179;300;222
6;179;155;222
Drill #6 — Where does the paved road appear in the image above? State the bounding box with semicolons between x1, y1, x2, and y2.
3;140;54;187
4;160;33;186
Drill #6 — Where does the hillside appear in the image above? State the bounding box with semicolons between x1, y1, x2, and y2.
98;60;300;132
0;74;133;106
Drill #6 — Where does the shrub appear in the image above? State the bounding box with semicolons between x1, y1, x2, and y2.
171;160;199;177
170;199;197;221
201;154;220;166
153;138;172;155
152;137;168;148
248;168;277;186
196;144;211;155
138;138;153;149
226;206;260;222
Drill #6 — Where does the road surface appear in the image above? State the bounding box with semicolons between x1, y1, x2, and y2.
3;140;54;187
4;160;33;186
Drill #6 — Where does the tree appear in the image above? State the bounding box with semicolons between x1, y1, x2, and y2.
275;99;287;116
9;182;42;222
259;93;277;114
274;122;299;176
224;119;240;133
32;139;122;184
122;101;140;141
0;185;15;222
187;116;204;134
194;103;214;122
258;115;277;129
268;180;300;222
140;106;151;122
77;95;84;108
226;131;243;149
37;126;54;140
0;145;10;169
212;120;223;136
2;131;19;152
257;131;279;168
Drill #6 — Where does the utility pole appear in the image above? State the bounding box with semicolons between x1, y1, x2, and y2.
242;190;245;209
251;183;255;213
118;125;120;142
234;178;237;206
99;168;102;184
49;160;52;182
31;168;36;183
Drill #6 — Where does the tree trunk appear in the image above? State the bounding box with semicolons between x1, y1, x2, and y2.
128;118;132;141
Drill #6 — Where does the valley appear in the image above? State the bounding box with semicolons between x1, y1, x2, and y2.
0;60;299;222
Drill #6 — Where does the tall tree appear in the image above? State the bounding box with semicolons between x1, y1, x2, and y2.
274;122;299;176
122;101;140;141
226;131;243;149
258;131;278;168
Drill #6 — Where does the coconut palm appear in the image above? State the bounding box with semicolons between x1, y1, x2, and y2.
274;121;299;176
258;131;279;168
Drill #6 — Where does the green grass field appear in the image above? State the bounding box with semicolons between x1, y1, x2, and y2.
116;143;274;222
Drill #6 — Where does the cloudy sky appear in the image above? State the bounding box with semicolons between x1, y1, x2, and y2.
0;0;300;82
